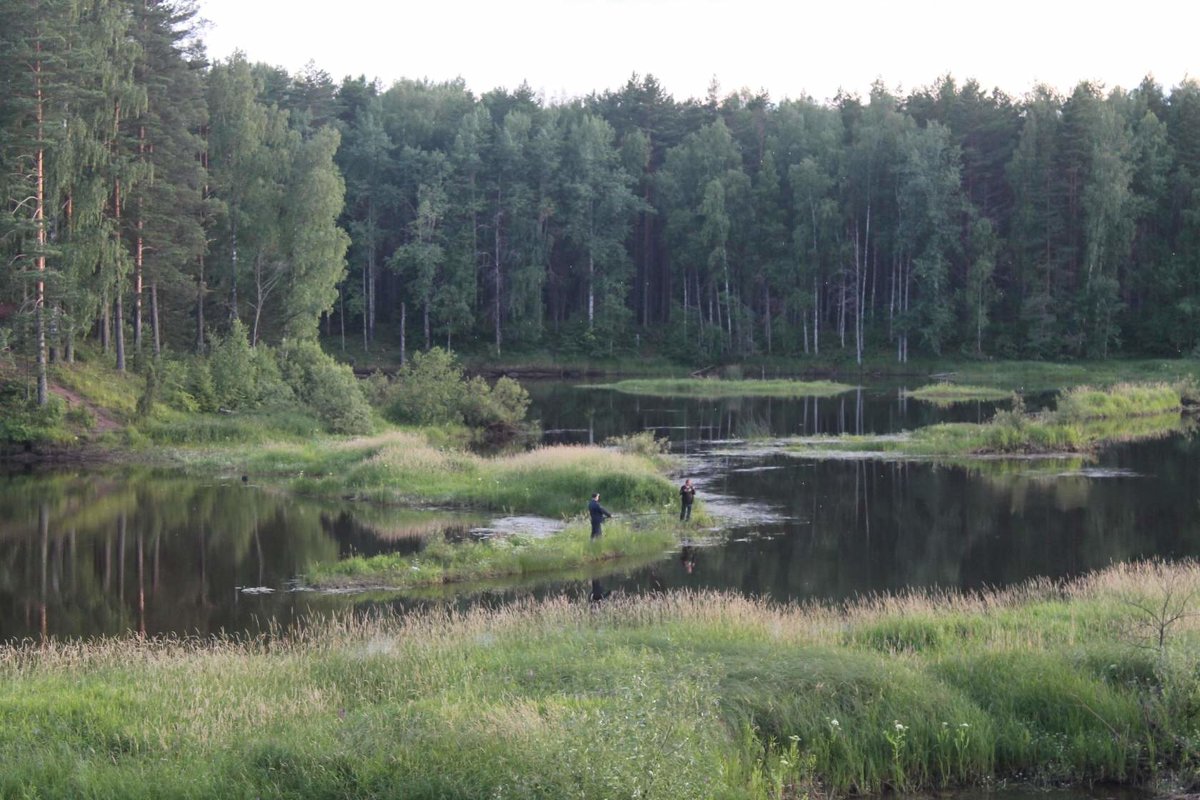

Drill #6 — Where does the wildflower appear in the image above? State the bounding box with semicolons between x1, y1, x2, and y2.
894;721;907;732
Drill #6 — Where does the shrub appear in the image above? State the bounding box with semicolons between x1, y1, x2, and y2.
382;348;531;432
603;430;671;459
208;320;258;409
278;339;372;435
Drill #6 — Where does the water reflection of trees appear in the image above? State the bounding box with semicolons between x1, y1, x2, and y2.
0;473;341;640
698;439;1200;601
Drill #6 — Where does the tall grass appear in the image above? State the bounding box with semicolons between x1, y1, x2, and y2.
588;378;856;398
1056;382;1182;421
165;431;677;517
903;383;1014;404
1;562;1196;799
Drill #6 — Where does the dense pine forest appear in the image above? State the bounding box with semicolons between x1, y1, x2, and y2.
6;1;1200;412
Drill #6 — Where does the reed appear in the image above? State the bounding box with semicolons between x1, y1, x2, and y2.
1;561;1196;798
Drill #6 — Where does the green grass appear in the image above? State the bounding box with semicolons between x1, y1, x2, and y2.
160;430;678;518
794;382;1189;459
307;516;685;590
903;383;1014;405
928;359;1200;392
1;561;1197;798
588;378;857;398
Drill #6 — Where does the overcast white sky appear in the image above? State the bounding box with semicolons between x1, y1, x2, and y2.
196;0;1198;104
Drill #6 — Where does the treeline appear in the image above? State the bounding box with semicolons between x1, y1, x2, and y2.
6;2;1200;413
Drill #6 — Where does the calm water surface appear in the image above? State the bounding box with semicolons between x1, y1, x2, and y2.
2;383;1198;640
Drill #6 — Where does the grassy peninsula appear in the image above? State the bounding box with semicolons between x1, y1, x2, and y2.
794;382;1191;459
307;517;685;590
2;561;1197;799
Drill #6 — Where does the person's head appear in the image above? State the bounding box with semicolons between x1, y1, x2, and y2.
684;479;692;486
591;492;600;500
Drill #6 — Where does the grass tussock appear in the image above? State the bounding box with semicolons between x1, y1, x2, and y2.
589;377;856;398
1;561;1198;798
307;517;682;590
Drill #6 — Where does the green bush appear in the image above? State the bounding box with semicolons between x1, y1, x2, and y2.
0;386;67;445
382;348;531;431
278;340;372;435
208;320;258;409
386;348;467;425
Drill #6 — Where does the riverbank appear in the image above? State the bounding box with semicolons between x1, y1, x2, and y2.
2;560;1196;799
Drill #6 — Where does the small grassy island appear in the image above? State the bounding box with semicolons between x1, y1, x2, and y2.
902;383;1015;405
794;382;1191;459
307;517;686;591
2;561;1197;798
589;377;856;398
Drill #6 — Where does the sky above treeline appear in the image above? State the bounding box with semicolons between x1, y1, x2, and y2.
197;0;1199;103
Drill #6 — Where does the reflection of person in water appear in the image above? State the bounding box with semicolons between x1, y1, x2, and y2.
680;543;697;575
590;579;609;603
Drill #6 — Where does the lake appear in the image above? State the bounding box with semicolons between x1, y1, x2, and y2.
2;382;1198;640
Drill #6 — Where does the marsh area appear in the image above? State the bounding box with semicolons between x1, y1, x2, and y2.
3;380;1199;641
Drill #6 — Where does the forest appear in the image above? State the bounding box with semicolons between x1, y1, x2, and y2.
6;0;1200;412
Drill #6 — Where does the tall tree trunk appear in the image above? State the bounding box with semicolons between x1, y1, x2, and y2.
151;281;160;356
399;302;407;365
134;123;145;353
115;290;126;373
423;297;430;350
229;213;239;322
493;209;502;355
361;253;368;352
34;43;47;405
587;254;595;329
196;255;206;353
763;283;771;355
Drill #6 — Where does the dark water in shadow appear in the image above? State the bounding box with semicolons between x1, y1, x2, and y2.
1;384;1197;639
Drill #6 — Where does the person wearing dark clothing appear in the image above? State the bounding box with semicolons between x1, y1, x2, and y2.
588;492;612;539
679;479;696;521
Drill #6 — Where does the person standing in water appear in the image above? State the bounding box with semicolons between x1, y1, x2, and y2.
679;478;696;521
588;492;612;539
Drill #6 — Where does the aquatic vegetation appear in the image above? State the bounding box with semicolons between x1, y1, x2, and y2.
793;383;1190;459
903;383;1013;405
1;561;1197;798
587;377;856;398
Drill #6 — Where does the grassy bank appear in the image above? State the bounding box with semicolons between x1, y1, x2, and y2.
903;383;1014;405
307;516;685;590
2;561;1197;799
589;377;856;398
162;430;677;517
794;383;1189;458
